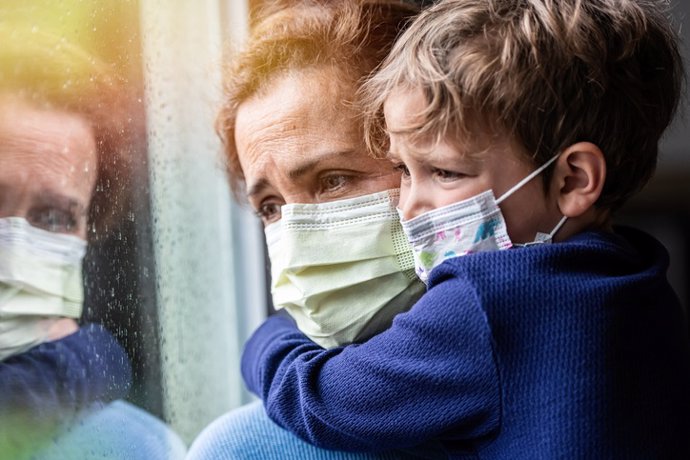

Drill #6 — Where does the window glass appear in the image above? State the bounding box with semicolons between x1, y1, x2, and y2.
139;0;264;442
0;0;178;455
0;0;263;453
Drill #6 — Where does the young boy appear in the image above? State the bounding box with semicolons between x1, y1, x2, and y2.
239;0;690;457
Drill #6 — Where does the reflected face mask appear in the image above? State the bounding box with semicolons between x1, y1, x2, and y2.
0;217;86;360
265;189;425;349
400;154;567;283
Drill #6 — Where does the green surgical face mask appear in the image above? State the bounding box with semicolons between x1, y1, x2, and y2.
0;217;86;360
264;189;425;349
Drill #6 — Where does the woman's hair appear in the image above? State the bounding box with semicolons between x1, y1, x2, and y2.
217;0;419;200
362;0;684;210
0;25;133;239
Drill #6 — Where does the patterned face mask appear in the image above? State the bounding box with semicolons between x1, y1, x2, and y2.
265;189;425;348
399;154;567;283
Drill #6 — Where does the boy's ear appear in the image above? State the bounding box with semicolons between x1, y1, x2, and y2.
552;142;606;217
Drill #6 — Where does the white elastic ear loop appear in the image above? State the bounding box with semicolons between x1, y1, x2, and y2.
547;215;568;239
515;215;569;247
495;153;561;205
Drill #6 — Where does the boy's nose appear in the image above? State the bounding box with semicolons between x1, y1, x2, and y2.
398;183;431;221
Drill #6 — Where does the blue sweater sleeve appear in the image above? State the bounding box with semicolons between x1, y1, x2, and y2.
241;279;501;452
0;323;132;421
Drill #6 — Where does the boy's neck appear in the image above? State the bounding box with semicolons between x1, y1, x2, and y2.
555;208;612;243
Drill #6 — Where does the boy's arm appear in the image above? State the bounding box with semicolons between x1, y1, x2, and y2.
242;278;501;452
0;323;132;420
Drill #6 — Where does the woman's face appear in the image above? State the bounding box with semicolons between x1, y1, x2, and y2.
0;98;98;239
235;66;401;225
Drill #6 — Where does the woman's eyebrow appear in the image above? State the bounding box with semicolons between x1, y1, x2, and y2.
247;149;360;199
285;149;359;181
246;178;271;200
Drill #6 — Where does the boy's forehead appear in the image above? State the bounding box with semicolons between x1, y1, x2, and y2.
384;87;511;158
383;86;426;134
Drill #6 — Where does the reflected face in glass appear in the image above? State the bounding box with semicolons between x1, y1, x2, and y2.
235;65;402;225
0;98;98;239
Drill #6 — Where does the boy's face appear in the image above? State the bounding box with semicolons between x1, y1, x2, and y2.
384;87;561;245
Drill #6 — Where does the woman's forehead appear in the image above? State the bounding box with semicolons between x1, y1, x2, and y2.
244;65;356;120
235;69;362;171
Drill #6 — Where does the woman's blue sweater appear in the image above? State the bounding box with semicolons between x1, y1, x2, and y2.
242;227;690;459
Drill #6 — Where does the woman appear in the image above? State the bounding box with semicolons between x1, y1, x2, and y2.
187;1;443;459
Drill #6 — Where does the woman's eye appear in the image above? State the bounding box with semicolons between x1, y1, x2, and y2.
29;208;78;233
256;202;282;224
432;168;464;182
320;174;348;192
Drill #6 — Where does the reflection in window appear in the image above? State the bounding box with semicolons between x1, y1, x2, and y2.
0;1;186;457
1;0;264;450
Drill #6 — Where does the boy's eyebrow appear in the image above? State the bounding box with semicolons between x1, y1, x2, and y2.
386;150;401;161
385;126;419;136
386;128;409;135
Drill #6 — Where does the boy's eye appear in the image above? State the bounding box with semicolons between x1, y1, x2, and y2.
256;201;282;224
432;168;464;182
392;163;410;178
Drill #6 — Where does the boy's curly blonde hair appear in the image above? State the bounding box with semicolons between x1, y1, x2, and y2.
363;0;684;210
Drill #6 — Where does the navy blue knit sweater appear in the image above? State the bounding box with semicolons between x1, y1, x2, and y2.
242;227;690;459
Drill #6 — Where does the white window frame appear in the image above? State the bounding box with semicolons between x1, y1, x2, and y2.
139;0;265;443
